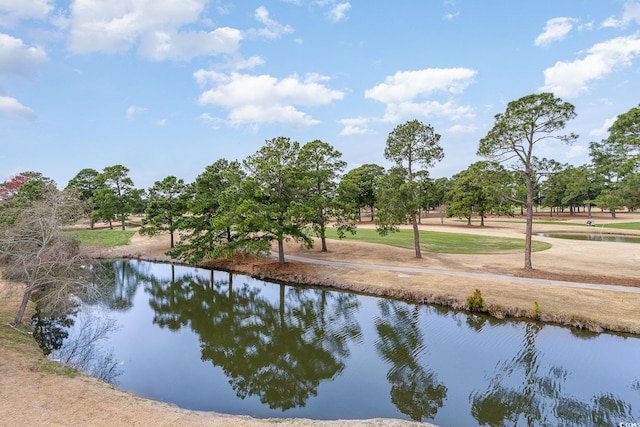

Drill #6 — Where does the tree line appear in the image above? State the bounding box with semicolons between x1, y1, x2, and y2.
1;93;639;323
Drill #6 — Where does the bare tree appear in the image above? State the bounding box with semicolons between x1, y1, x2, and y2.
51;309;122;385
0;188;103;324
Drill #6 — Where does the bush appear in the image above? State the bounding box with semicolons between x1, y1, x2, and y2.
466;289;487;312
532;301;541;318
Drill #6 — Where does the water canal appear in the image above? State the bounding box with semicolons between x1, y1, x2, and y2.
40;260;640;426
536;232;640;244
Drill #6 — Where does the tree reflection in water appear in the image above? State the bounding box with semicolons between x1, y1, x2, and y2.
141;264;362;411
33;307;122;385
37;260;640;422
374;300;447;422
101;260;151;311
32;309;73;356
470;322;633;426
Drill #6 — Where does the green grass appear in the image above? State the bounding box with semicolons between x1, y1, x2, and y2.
37;358;79;378
63;229;135;247
323;227;551;254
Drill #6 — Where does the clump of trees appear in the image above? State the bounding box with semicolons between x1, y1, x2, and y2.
138;138;357;265
3;94;639;278
0;177;104;324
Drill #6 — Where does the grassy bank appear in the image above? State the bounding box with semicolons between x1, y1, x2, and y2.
0;283;78;379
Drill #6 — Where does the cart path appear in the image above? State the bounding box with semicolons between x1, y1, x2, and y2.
280;253;640;294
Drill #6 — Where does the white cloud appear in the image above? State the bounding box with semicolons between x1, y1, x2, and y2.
381;100;474;123
249;6;293;39
448;124;477;134
444;12;460;21
589;115;618;137
601;1;640;28
621;1;640;23
601;17;620;29
535;17;578;47
565;144;587;159
338;117;373;136
0;33;47;77
198;112;224;129
126;105;147;121
155;119;166;126
328;3;351;23
365;68;477;104
540;35;640;98
67;0;242;61
138;27;242;61
363;68;476;123
0;0;52;26
0;95;36;119
196;71;344;127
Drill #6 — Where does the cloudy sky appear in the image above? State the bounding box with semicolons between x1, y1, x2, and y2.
1;0;640;189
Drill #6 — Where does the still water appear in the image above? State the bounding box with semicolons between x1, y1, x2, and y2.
537;232;640;243
45;260;640;426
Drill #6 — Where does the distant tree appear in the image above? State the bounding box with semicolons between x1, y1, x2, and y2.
560;166;590;215
376;119;444;259
140;176;190;248
607;103;640;175
14;179;56;205
91;187;118;229
589;139;627;218
1;173;58;225
170;159;245;263
414;170;433;223
129;188;147;216
95;165;136;230
429;177;452;223
66;168;100;228
374;166;417;232
540;167;568;216
0;174;31;201
541;164;596;216
446;161;513;225
297;140;353;252
66;168;100;201
240;137;312;265
593;189;626;217
590;104;640;216
337;164;385;222
622;172;640;211
0;188;102;324
478;93;577;270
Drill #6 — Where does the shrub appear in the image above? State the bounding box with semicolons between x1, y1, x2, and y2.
466;289;487;312
532;301;541;318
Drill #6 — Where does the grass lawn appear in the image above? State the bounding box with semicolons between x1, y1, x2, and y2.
63;229;136;247
322;227;551;254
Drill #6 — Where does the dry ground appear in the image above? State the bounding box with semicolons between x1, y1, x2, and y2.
2;212;639;426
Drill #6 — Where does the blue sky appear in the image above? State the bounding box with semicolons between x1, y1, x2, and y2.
1;0;640;189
